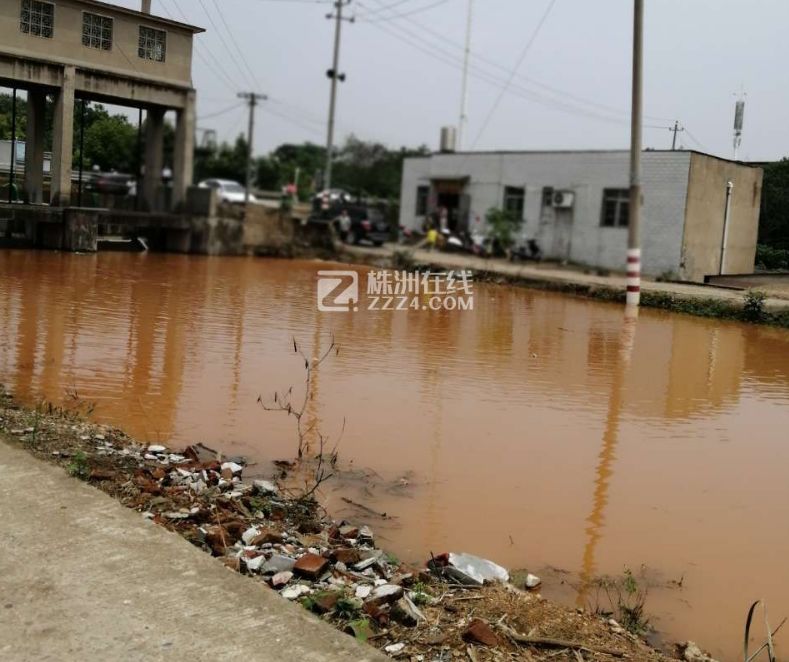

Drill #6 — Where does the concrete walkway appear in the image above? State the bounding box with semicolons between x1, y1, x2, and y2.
343;244;789;311
0;438;385;662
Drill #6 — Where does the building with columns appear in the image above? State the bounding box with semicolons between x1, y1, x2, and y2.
0;0;203;210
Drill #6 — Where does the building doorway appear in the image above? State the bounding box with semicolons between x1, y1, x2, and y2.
431;178;468;232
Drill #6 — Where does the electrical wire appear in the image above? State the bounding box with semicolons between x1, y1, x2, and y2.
683;126;708;151
196;0;257;90
198;102;245;121
360;0;452;23
362;0;673;124
167;0;245;91
469;0;558;148
212;0;264;91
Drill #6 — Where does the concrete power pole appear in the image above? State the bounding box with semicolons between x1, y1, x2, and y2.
627;0;644;308
458;0;473;150
238;92;267;204
670;120;684;150
324;0;353;192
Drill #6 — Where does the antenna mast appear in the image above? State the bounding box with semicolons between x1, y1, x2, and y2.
733;92;746;160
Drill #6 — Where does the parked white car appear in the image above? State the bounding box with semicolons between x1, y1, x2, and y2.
198;179;256;204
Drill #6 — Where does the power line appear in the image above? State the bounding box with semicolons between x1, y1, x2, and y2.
358;0;418;15
359;0;672;133
683;126;708;151
360;0;451;22
211;0;264;90
196;0;255;89
167;0;245;90
198;102;245;121
363;0;673;124
469;0;559;148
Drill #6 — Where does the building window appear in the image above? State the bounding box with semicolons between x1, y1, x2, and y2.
415;185;429;215
541;186;554;209
138;25;167;62
601;189;630;227
20;0;54;38
82;12;113;50
503;186;525;218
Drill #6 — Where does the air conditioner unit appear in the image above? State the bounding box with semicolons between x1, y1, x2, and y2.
552;190;575;208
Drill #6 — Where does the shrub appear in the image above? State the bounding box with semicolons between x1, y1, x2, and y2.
743;290;767;322
485;207;523;251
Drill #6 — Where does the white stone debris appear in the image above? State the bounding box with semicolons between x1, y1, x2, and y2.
280;584;311;600
448;552;509;584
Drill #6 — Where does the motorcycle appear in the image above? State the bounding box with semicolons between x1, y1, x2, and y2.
510;239;543;262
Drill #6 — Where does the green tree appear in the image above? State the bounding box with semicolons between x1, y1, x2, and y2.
80;112;137;172
0;94;27;141
333;135;429;200
760;158;789;249
194;134;249;183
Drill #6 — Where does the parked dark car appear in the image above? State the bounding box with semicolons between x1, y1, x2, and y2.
344;206;390;246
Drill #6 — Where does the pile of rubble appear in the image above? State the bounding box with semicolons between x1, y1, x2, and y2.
0;387;710;661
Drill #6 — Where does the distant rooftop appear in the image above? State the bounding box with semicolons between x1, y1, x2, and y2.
415;148;758;167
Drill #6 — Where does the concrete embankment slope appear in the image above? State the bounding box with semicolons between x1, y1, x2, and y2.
0;438;384;662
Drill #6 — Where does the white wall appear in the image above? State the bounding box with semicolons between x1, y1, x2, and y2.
399;150;691;276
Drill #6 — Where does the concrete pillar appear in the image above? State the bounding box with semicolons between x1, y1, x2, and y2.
23;89;47;204
51;65;76;207
142;107;165;211
172;91;196;211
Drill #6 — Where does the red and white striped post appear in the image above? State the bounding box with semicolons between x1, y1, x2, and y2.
626;248;641;306
627;0;643;308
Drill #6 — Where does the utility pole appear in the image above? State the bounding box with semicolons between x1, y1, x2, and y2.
626;0;644;308
324;0;353;192
238;92;267;204
670;120;684;150
458;0;473;150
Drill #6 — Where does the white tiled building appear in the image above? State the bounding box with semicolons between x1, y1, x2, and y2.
399;149;763;283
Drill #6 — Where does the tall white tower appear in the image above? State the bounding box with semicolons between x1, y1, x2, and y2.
733;96;745;160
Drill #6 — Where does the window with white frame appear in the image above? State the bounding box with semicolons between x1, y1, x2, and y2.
601;189;630;227
20;0;54;39
82;12;113;50
138;25;166;62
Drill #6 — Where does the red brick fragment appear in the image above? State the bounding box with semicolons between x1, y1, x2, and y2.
293;553;329;579
462;618;499;647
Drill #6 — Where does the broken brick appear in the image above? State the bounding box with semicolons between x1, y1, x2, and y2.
339;524;359;539
331;548;361;565
204;525;229;556
250;529;283;546
312;591;340;614
293;553;329;579
462;618;499;647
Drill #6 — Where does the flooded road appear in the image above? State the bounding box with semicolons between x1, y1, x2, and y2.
2;250;788;658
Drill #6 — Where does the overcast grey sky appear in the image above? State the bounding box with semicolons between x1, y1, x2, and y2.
116;0;789;161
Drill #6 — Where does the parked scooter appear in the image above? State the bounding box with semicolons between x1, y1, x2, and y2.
439;228;468;253
510;239;543;262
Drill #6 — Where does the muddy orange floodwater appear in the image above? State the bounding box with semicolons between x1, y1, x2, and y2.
2;251;788;658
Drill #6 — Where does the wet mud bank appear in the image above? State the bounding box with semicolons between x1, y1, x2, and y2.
0;385;714;662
